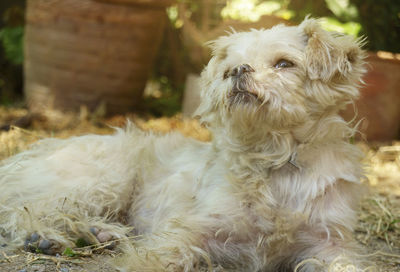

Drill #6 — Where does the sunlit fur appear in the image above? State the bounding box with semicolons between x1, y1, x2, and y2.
0;19;367;271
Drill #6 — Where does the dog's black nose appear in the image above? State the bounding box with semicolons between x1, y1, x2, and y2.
231;64;254;77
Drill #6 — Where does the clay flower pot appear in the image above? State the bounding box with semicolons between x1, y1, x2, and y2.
24;0;173;115
342;52;400;141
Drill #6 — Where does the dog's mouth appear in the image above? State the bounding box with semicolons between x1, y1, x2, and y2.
228;89;259;104
228;76;262;105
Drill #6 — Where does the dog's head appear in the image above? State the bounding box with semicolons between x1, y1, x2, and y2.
195;18;366;132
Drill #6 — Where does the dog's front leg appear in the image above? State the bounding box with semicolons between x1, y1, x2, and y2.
116;224;210;272
289;227;363;272
289;181;364;271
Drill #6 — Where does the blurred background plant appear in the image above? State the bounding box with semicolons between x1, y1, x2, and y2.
0;1;24;105
0;0;399;115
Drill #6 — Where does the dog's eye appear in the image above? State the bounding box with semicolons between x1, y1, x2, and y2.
274;59;294;69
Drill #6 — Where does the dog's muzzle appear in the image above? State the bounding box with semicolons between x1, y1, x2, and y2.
228;64;259;104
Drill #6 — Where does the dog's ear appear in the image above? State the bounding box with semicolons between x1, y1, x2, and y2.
194;33;238;123
206;29;238;60
300;18;366;82
208;39;227;60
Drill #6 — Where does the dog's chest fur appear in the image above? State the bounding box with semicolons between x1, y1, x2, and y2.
128;133;361;256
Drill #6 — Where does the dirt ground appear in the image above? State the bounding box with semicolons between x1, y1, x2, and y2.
0;251;119;272
0;107;399;272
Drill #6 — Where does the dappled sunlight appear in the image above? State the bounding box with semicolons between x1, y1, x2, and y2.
221;0;294;21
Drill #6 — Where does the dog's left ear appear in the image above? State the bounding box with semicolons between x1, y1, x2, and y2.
300;18;366;82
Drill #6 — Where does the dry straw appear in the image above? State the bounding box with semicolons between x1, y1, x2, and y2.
0;107;399;270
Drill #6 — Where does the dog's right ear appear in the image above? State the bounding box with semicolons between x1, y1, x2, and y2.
194;34;237;124
300;18;366;82
206;30;237;60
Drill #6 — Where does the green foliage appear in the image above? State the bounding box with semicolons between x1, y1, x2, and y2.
288;0;333;21
325;0;358;21
218;0;400;51
320;17;361;37
62;247;76;257
350;0;400;52
143;92;182;117
143;77;182;117
287;0;400;51
219;0;362;36
0;26;24;65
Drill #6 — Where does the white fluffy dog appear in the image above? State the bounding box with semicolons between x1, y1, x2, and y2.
0;19;366;271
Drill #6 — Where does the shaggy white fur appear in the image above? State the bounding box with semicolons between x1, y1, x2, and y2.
0;18;367;271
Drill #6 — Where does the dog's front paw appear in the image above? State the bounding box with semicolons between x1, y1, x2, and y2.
24;232;62;255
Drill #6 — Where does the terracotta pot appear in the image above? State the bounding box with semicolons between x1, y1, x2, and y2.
24;0;172;115
95;0;173;8
342;52;400;141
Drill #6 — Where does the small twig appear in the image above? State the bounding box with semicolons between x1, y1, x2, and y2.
26;252;84;265
1;251;19;263
374;199;393;218
75;235;138;252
